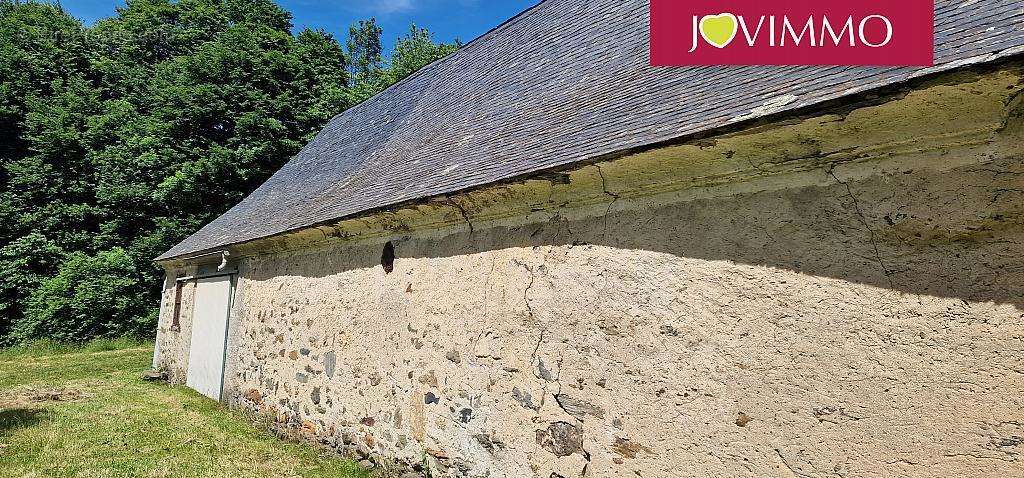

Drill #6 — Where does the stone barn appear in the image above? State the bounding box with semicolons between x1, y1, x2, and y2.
153;1;1024;476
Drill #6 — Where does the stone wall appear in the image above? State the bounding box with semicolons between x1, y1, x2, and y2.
154;265;195;384
155;63;1024;477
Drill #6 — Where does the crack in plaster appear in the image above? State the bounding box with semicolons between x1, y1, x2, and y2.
827;165;896;290
450;198;475;234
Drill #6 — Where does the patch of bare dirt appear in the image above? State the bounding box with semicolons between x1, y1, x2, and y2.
0;387;88;408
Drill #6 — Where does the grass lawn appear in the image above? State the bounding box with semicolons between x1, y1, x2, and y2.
0;341;368;478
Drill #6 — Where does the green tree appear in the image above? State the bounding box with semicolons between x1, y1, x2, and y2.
346;18;383;80
7;75;103;251
14;248;154;342
0;234;64;344
346;22;459;102
0;0;459;345
0;1;91;164
388;24;460;82
294;28;351;136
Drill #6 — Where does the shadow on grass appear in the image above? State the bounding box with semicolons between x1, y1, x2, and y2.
0;408;46;435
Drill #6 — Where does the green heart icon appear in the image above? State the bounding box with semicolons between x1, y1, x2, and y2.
699;13;738;49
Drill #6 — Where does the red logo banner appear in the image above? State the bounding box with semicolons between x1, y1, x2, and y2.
650;0;935;66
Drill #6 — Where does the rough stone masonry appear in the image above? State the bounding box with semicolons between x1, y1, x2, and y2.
154;63;1024;477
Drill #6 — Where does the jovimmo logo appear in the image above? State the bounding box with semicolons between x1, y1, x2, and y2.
650;0;935;66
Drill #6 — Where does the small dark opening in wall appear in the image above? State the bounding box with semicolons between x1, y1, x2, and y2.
171;280;183;332
381;241;395;274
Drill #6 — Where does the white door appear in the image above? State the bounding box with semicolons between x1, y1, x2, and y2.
186;275;234;401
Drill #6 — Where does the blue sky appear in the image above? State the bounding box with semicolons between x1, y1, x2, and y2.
59;0;539;51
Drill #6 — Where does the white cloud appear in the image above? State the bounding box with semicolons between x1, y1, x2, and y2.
371;0;413;14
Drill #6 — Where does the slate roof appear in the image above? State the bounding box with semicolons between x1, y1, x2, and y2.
158;0;1024;261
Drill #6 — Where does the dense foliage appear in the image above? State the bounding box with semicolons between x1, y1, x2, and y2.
0;0;459;345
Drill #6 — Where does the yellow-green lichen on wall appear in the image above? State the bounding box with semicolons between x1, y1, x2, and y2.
152;64;1024;263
